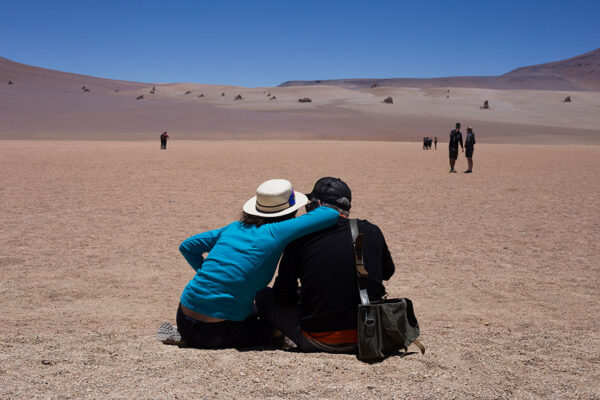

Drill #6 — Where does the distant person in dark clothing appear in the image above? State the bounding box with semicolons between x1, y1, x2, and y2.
434;136;438;150
464;126;476;173
449;123;463;172
256;177;395;352
160;131;169;149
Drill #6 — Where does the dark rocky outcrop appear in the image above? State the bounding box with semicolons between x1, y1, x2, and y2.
563;96;572;102
383;97;393;104
298;97;312;103
234;94;243;101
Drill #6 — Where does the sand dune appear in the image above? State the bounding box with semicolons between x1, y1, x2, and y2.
1;140;598;398
2;56;599;143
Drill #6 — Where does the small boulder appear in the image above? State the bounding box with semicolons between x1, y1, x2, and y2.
198;93;204;97
221;92;225;96
298;97;312;103
371;83;378;89
270;96;277;100
136;95;144;100
81;86;86;90
563;96;571;102
383;97;393;104
234;94;243;101
114;89;119;92
8;80;14;85
480;100;489;109
83;88;90;92
185;91;191;95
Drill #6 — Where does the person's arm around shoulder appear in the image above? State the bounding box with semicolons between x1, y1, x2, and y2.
270;206;339;245
179;225;227;271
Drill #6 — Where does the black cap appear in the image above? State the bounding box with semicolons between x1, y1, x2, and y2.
456;122;461;128
307;177;352;211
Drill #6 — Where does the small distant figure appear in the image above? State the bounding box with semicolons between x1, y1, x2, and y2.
464;126;476;173
422;137;433;150
160;131;169;150
434;136;438;150
448;122;464;173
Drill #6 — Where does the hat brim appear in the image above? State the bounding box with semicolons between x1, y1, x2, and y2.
243;192;309;218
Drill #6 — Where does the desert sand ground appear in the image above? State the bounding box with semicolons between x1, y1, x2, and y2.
1;140;599;399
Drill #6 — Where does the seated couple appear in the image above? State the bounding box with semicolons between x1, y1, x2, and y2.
158;177;394;352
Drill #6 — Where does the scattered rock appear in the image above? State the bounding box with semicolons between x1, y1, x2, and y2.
298;97;312;103
8;80;14;85
81;86;86;90
270;96;277;100
198;93;204;97
221;92;225;96
371;83;378;88
563;96;571;102
114;89;119;92
480;100;489;109
83;88;90;92
185;91;191;95
383;96;393;104
446;95;450;98
41;359;53;366
234;94;243;101
267;92;270;96
150;90;155;94
503;246;508;249
136;95;144;100
485;322;490;326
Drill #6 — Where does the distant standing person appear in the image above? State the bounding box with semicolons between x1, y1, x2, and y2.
434;136;438;150
464;126;476;173
448;123;463;173
160;131;169;150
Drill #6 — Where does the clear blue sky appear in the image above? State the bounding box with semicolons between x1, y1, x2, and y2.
1;0;599;87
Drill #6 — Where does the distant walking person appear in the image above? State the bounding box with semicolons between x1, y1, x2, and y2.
448;123;463;173
464;126;476;173
160;131;169;150
434;136;438;150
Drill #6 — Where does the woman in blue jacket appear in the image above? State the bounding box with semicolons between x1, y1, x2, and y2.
159;179;339;348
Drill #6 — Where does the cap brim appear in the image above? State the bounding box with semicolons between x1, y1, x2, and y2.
243;192;309;217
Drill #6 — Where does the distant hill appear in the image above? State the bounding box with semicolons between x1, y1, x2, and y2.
279;48;600;91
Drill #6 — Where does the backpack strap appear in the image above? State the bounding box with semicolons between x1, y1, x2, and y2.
350;219;370;306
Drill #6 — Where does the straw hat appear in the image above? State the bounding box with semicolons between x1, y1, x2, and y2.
243;179;308;217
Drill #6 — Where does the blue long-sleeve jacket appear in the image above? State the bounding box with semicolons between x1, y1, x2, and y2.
179;206;339;321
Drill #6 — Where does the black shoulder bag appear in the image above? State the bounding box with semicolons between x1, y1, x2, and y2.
350;219;425;361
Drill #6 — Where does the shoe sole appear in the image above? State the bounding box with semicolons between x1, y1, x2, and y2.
156;322;187;345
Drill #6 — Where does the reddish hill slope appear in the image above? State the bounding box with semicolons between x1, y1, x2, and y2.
280;49;600;90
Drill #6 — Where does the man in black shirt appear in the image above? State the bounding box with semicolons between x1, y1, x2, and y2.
449;122;464;173
256;177;395;352
464;126;476;173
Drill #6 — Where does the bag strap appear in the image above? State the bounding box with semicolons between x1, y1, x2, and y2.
350;219;370;306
